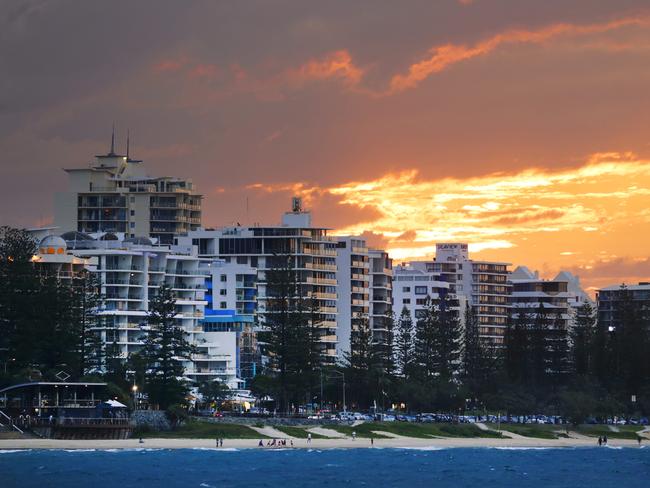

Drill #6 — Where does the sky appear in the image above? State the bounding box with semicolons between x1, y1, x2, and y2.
1;0;650;293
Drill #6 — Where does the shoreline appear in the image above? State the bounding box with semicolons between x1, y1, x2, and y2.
0;436;643;451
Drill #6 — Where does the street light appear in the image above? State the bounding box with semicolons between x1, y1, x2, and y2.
132;384;138;410
327;370;346;414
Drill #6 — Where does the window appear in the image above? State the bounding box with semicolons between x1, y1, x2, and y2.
416;298;427;305
237;256;248;265
415;286;427;295
220;302;227;309
219;289;227;296
130;222;135;228
130;210;135;216
130;196;135;203
220;275;227;282
402;298;411;304
402;286;411;292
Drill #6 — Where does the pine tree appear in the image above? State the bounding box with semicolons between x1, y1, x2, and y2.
571;302;595;376
70;271;105;376
394;307;414;377
414;297;438;379
141;284;194;409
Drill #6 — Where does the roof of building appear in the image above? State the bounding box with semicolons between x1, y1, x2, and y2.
0;382;107;394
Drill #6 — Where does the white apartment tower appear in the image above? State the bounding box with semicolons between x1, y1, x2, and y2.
54;133;202;244
177;199;339;362
368;249;394;347
509;266;571;329
429;243;511;345
335;237;370;356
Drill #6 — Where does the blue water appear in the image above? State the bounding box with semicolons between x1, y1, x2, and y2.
0;447;648;488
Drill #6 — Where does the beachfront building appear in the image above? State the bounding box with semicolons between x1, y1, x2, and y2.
429;243;511;346
392;262;463;324
32;232;245;386
508;266;571;329
335;236;370;356
54;134;202;244
596;282;650;331
176;199;339;363
201;260;259;383
369;249;394;347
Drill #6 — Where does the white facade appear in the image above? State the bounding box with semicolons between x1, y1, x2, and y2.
335;237;370;356
392;263;462;324
509;266;571;329
369;249;393;346
54;137;201;244
429;243;511;345
34;232;241;388
176;202;339;362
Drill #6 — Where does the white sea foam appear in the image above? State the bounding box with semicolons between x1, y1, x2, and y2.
64;449;96;452
199;483;216;488
493;447;552;451
396;446;445;451
0;449;31;454
191;447;239;452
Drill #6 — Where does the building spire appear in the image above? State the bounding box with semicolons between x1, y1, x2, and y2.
126;129;130;160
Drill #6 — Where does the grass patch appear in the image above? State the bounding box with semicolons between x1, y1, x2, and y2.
273;426;329;439
140;421;266;439
486;423;559;439
575;425;640;440
329;422;501;439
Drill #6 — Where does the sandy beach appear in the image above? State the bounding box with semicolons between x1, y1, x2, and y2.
0;435;643;451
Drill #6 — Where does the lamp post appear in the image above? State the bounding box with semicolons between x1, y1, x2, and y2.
328;370;346;414
132;384;138;411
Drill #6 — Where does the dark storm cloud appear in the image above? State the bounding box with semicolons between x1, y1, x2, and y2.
1;0;650;296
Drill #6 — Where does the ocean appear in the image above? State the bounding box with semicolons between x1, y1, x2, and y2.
0;447;648;488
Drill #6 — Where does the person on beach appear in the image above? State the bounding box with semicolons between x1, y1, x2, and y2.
258;439;264;447
220;438;223;447
291;440;294;448
307;433;312;444
603;434;608;446
371;437;374;447
352;431;356;441
216;438;219;448
637;435;642;446
598;436;602;446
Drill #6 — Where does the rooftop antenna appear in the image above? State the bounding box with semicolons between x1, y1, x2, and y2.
109;123;116;155
126;129;130;160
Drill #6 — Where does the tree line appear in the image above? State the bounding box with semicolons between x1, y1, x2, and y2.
255;257;650;422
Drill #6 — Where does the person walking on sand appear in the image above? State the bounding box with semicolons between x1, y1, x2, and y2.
371;437;374;447
216;438;219;448
220;438;223;447
598;436;602;446
307;433;312;444
352;431;356;441
603;434;608;446
637;435;642;447
258;439;264;447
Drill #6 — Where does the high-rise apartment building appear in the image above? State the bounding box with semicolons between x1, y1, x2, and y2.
368;249;394;346
54;136;202;244
392;262;463;325
597;282;650;331
426;243;511;345
33;231;243;389
509;266;570;329
335;237;370;356
177;199;339;362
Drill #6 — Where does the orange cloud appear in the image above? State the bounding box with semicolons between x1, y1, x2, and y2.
288;49;363;87
388;16;650;93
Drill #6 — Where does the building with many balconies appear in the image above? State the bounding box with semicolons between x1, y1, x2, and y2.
176;198;339;362
54;133;202;245
369;249;394;347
